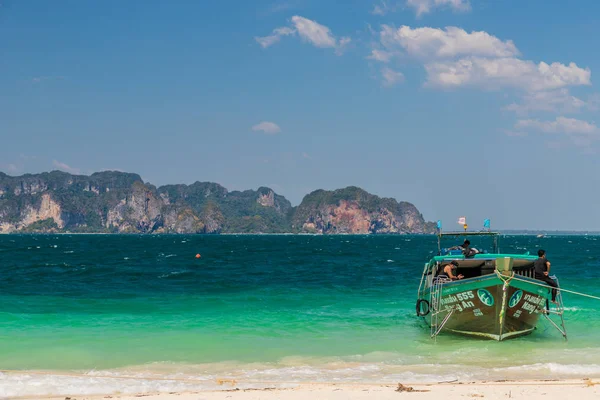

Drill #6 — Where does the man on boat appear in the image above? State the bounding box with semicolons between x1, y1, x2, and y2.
438;260;464;281
450;240;480;258
534;249;558;304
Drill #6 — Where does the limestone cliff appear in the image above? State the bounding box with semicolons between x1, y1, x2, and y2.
292;186;435;234
0;171;292;234
0;171;434;234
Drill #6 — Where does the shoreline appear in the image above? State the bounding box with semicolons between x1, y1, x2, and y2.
3;231;600;236
10;379;600;400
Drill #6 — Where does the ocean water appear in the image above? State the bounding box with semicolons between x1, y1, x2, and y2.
1;234;599;397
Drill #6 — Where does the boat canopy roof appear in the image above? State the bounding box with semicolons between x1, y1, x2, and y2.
430;253;537;263
438;231;499;237
437;231;500;254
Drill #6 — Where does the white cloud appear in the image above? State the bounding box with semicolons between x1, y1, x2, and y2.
407;0;471;16
291;16;349;50
371;1;397;15
252;121;282;134
255;27;296;48
368;49;393;63
514;117;600;149
379;25;519;60
370;25;591;98
52;160;81;174
256;16;350;54
372;4;387;15
515;117;599;135
504;89;586;115
381;67;405;86
424;57;591;92
335;36;352;55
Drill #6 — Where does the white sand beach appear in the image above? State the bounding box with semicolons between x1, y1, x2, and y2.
12;379;600;400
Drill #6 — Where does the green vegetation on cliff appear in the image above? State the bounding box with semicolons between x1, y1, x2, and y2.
0;171;434;234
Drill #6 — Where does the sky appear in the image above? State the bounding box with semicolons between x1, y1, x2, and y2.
1;0;600;230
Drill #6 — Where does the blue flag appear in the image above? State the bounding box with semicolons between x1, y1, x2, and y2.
437;220;442;230
483;219;491;229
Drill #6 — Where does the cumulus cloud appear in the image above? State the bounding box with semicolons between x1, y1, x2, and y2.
381;67;405;86
255;27;295;48
368;49;393;63
369;25;591;98
379;26;519;60
252;121;282;134
371;4;387;15
291;16;337;48
371;1;397;15
514;117;600;149
406;0;471;16
52;160;81;174
504;89;587;115
255;16;350;54
424;57;590;92
510;117;600;150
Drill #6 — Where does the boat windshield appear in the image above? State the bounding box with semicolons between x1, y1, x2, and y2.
437;232;499;255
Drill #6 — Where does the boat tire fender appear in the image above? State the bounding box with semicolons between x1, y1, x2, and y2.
416;299;430;317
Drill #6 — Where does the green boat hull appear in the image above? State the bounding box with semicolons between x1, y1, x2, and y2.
420;275;554;341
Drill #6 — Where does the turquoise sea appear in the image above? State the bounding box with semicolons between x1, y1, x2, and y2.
1;234;599;397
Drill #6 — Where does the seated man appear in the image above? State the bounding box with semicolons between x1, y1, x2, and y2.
534;249;558;304
435;260;464;282
450;239;480;258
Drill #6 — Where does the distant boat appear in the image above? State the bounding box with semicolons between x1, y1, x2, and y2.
536;234;545;238
416;231;566;341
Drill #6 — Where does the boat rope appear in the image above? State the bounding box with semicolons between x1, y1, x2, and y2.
495;270;515;289
509;275;600;301
495;271;515;329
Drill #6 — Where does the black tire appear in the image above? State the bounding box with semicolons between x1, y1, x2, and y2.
416;299;430;317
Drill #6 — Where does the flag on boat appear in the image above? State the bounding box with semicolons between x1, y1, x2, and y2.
483;219;491;229
457;217;466;225
436;220;442;230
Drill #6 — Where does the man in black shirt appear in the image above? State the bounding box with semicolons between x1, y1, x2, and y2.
459;240;480;257
534;249;558;303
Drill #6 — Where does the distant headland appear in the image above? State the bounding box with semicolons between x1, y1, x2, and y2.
0;171;435;234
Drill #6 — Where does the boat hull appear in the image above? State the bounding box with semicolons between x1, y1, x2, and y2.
421;275;553;341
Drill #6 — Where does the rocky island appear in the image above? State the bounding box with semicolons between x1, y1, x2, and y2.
0;171;435;234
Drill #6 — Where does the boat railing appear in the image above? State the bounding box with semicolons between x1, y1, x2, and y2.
509;273;567;340
429;277;453;339
542;275;567;340
514;267;535;279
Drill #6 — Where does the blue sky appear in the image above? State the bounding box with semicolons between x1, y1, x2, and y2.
1;0;600;230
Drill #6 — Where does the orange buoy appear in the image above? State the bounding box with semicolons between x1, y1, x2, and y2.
195;253;201;259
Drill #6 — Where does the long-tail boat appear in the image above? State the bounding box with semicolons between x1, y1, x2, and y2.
416;230;567;341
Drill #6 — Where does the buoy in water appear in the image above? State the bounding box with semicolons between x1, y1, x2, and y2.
195;253;201;259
